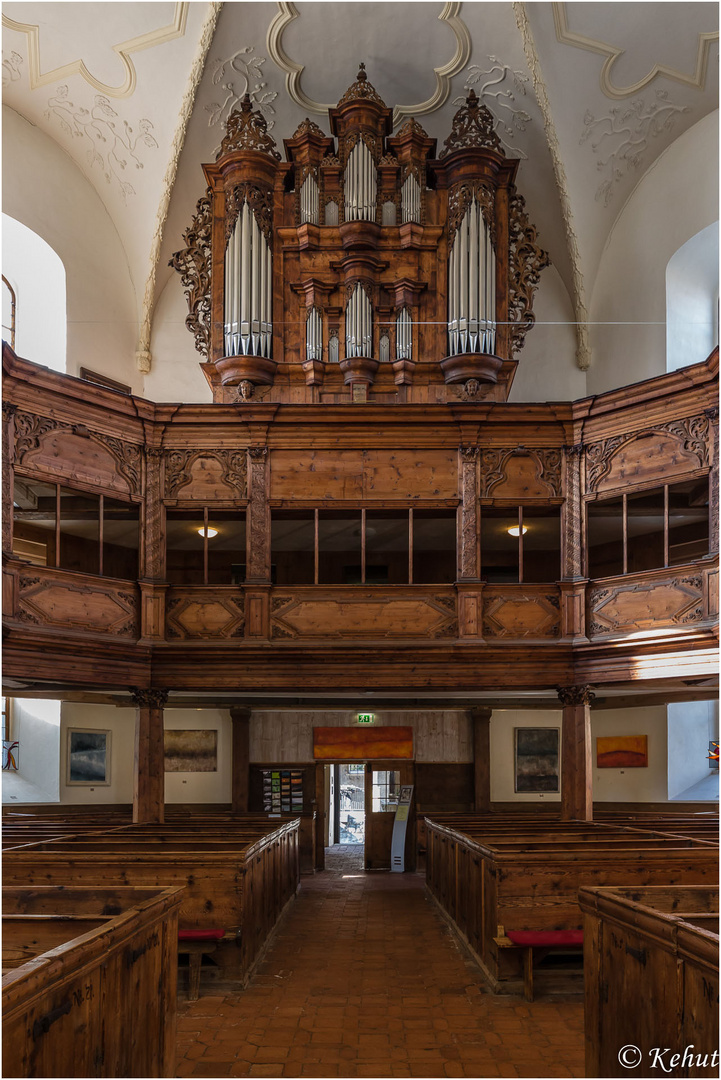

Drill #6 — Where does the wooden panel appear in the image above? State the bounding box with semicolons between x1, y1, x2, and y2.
271;590;457;639
586;418;711;494
483;588;560;638
480;449;562;498
362;450;457;499
270;450;362;499
313;726;414;760
588;570;705;637
16;423;139;496
166;590;245;640
15;568;138;638
164;449;247;500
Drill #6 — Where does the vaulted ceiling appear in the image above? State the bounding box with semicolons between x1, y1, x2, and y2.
3;1;718;365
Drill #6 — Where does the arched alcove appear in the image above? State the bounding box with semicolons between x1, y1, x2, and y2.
2;214;67;372
666;222;719;372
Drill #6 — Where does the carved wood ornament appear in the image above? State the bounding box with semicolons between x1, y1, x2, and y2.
479;447;562;497
167;191;213;358
164;449;248;499
585;414;711;492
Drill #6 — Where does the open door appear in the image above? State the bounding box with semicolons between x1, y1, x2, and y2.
364;760;415;870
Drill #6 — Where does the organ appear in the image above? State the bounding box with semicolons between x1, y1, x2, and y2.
171;66;549;403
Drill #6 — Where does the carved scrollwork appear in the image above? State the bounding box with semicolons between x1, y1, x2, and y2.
320;154;341;168
448;181;495;245
2;402;17;422
13;411;142;494
292;117;327;139
164;449;248;499
508;191;550;355
479;447;562;497
130;688;169;709
13;412;57;463
226;182;274;243
585;414;711;492
93;434;142;494
439;90;503;159
395;117;430;140
218;94;281;160
557;685;595;707
337;63;387;109
169;190;212;358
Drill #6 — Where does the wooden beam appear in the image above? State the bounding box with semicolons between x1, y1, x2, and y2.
558;685;594;821
229;706;251;814
471;706;492;812
130;688;168;824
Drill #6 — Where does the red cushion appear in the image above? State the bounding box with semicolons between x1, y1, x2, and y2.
178;928;225;941
506;930;583;947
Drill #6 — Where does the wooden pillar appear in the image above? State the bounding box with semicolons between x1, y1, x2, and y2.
472;706;492;812
130;688;168;824
230;707;251;814
2;403;16;554
557;685;595;821
459;446;479;579
562;444;583;580
139;446;167;642
706;407;719;554
246;446;270;582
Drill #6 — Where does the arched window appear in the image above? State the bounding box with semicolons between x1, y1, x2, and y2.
666;222;719;372
2;275;16;348
1;214;66;372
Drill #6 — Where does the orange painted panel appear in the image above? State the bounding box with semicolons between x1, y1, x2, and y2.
596;735;648;768
313;726;413;760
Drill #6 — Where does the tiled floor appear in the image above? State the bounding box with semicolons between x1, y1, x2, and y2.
175;847;584;1079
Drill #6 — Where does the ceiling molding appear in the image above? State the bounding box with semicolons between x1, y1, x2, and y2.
514;2;591;372
2;2;189;99
553;2;719;101
266;0;471;127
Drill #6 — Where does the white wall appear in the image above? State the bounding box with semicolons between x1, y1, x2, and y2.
588;110;719;395
59;703;134;805
592;706;668;803
144;276;213;402
2;106;142;393
164;709;232;804
2;698;60;804
666;222;719;372
667;699;719;801
490;710;561;803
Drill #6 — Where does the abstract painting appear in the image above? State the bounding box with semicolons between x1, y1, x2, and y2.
313;726;414;760
514;727;560;792
164;729;218;772
596;735;648;768
67;729;111;785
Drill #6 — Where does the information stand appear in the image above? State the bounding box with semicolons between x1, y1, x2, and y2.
390;785;413;872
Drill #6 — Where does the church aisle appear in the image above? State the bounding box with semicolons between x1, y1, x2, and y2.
174;850;584;1079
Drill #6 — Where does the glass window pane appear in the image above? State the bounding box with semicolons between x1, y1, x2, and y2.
413;509;456;584
627;488;665;573
372;769;401;812
366;510;409;585
206;511;246;585
318;510;361;585
522;507;561;583
587;496;623;579
166;510;205;585
103;497;139;580
59;486;99;574
668;479;709;566
13;477;56;565
481;508;519;583
271;510;315;585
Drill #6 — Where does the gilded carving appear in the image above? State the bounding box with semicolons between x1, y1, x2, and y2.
557;685;595;707
130;688;169;709
439;89;503;158
507;191;550;355
164;449;248;499
218;94;281;160
479;447;562;497
226;182;273;242
585;414;711;491
168;190;212;358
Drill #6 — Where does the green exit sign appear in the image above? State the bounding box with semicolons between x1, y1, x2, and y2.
357;713;375;724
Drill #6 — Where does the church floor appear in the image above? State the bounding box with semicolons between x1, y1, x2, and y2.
175;847;585;1079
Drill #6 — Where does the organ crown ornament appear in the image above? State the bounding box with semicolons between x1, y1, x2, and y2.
171;67;548;403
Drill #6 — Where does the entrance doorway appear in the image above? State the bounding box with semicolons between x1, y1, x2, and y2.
327;762;365;846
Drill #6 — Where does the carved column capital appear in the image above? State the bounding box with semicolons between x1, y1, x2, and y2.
248;446;268;460
130;688;169;709
459;445;480;460
145;446;165;460
704;407;719;422
564;443;583;459
557;685;595;707
2;402;17;422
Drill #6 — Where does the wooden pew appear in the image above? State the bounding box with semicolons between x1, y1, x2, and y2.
424;814;719;996
579;885;719;1078
2;886;182;1078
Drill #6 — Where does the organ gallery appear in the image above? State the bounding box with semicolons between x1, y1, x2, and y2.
1;6;718;1079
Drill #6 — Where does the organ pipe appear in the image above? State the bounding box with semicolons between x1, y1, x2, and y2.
447;196;495;357
346;283;372;357
306;306;323;361
299;173;319;225
223;199;273;359
344;139;377;221
401;172;421;224
396;308;412;360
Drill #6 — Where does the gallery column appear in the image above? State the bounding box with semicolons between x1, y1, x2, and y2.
557;684;595;821
230;706;251;814
472;706;492;812
130;688;168;824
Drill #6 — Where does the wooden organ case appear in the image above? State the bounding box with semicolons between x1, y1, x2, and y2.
171;66;549;404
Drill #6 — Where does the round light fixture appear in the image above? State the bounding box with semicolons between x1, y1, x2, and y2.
197;526;219;538
507;525;528;537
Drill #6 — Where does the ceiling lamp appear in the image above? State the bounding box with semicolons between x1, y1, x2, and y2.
507;525;528;537
197;526;219;538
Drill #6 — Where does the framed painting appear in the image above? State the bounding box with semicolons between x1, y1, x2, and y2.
67;728;111;785
514;727;560;793
596;735;648;768
164;729;218;773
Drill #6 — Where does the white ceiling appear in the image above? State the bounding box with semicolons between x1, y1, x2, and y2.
2;1;718;356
